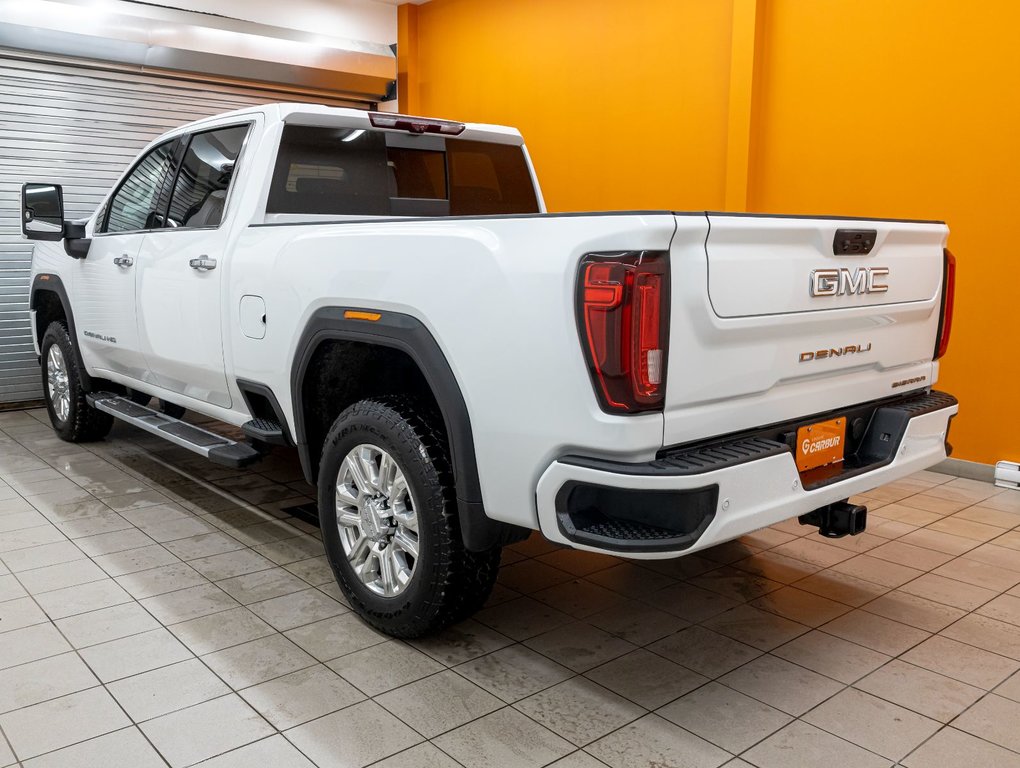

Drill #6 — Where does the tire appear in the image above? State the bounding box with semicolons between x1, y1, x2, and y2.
41;321;113;442
318;397;501;638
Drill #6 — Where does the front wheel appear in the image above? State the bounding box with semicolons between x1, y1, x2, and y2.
41;321;113;442
318;398;500;638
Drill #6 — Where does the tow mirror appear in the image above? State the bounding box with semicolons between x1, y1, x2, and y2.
21;183;65;241
21;183;91;259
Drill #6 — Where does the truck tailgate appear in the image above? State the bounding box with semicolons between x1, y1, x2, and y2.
708;216;944;317
662;213;949;447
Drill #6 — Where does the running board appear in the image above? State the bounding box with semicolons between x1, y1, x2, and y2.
87;392;263;468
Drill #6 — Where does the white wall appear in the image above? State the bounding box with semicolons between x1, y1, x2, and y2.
157;0;398;46
6;0;398;95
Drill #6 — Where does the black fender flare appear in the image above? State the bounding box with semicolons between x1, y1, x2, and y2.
30;274;93;391
291;307;526;551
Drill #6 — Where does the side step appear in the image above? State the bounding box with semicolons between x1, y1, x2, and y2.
241;417;287;445
87;392;263;468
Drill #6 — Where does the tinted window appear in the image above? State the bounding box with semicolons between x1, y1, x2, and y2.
268;126;389;215
447;140;539;215
166;125;249;228
388;147;446;199
104;141;176;233
266;126;539;217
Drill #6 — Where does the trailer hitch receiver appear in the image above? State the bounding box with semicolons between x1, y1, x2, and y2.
798;500;867;538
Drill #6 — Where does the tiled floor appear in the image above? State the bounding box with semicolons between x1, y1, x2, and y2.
1;407;1020;768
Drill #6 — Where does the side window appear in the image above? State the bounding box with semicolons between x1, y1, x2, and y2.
103;140;177;233
166;125;249;229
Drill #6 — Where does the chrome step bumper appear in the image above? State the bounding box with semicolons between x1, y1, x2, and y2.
537;390;958;558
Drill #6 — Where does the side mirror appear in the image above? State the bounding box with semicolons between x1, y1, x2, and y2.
21;183;65;241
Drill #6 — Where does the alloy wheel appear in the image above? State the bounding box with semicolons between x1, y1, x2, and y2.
46;345;71;424
335;443;420;597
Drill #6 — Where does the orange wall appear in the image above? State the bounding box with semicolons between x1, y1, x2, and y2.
400;0;1020;466
746;0;1020;466
402;0;735;212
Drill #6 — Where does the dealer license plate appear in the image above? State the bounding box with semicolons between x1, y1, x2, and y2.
796;417;846;472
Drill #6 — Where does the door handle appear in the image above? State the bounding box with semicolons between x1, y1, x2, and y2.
189;257;217;271
113;255;134;268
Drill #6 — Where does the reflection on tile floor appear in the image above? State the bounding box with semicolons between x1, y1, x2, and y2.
1;407;1020;767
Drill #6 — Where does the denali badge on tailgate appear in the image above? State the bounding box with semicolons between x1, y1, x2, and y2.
800;342;872;363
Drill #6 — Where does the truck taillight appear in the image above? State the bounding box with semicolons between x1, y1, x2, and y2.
934;248;956;360
577;251;669;413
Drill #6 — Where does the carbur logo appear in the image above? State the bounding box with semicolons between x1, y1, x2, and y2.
802;435;841;455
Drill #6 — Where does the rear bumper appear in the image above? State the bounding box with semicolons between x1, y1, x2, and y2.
535;390;958;559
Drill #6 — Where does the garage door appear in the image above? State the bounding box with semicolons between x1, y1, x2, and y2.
0;53;367;404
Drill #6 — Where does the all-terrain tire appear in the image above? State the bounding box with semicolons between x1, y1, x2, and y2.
41;321;113;442
317;397;501;638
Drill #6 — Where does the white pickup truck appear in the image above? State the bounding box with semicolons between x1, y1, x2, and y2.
21;103;958;637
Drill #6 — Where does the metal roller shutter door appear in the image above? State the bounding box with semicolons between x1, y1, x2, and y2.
0;53;367;404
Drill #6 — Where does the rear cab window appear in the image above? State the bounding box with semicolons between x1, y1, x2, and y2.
266;125;539;219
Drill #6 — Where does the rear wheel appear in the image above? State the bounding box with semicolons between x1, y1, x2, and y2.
41;321;113;442
318;397;501;637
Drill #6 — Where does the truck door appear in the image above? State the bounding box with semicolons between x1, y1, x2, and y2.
76;138;180;381
136;122;251;409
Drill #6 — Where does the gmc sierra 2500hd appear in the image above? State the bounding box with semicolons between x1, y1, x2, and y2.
21;104;958;637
